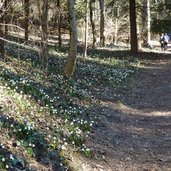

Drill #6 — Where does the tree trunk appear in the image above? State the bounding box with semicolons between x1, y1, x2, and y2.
0;4;5;59
99;0;105;46
142;0;147;45
147;0;151;45
57;0;62;48
4;0;8;36
114;4;119;45
90;0;96;48
141;0;151;46
114;18;118;45
84;0;89;57
129;0;138;54
64;0;77;76
40;0;49;67
24;0;29;43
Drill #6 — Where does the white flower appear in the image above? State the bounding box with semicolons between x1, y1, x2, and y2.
10;154;14;160
61;145;66;150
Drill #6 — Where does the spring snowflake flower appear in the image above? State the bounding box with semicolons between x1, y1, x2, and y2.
10;154;14;160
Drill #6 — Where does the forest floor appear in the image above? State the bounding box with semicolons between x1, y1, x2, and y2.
84;50;171;170
0;42;171;171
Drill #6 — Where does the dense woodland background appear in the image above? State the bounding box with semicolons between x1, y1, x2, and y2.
0;0;171;74
0;0;171;171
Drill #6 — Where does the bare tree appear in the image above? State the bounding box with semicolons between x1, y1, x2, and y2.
4;0;8;36
99;0;105;46
90;0;96;48
147;0;151;46
64;0;77;76
24;0;29;42
84;0;89;57
36;0;49;67
129;0;138;53
0;0;5;58
114;3;119;45
57;0;62;48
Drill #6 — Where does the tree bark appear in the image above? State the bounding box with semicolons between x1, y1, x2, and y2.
114;4;119;45
114;18;118;45
4;0;8;36
64;0;77;76
57;0;62;48
129;0;138;54
99;0;105;46
90;0;96;48
0;3;5;59
142;0;147;45
40;0;49;67
24;0;29;42
147;0;151;45
84;0;89;57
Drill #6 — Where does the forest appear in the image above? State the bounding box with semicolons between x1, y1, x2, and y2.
0;0;171;170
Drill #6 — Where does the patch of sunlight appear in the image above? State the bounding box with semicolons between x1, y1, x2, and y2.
116;102;171;117
100;100;140;115
100;100;171;117
148;111;171;116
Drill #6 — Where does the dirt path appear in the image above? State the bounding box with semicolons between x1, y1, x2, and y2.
87;56;171;170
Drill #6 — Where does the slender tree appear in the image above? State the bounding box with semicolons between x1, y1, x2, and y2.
0;1;5;58
99;0;105;46
57;0;62;48
4;0;8;36
114;3;119;45
141;0;147;45
129;0;138;53
84;0;89;57
24;0;29;42
40;0;49;67
90;0;96;48
147;0;151;46
64;0;77;76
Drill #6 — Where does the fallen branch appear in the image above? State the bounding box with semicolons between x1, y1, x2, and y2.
0;23;24;31
0;36;39;52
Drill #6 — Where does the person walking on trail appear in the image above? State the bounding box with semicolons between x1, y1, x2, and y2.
160;33;170;50
160;33;164;50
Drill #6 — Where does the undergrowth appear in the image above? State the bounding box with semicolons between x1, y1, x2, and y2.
0;43;138;170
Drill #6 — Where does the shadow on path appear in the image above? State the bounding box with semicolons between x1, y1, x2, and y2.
86;57;171;170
